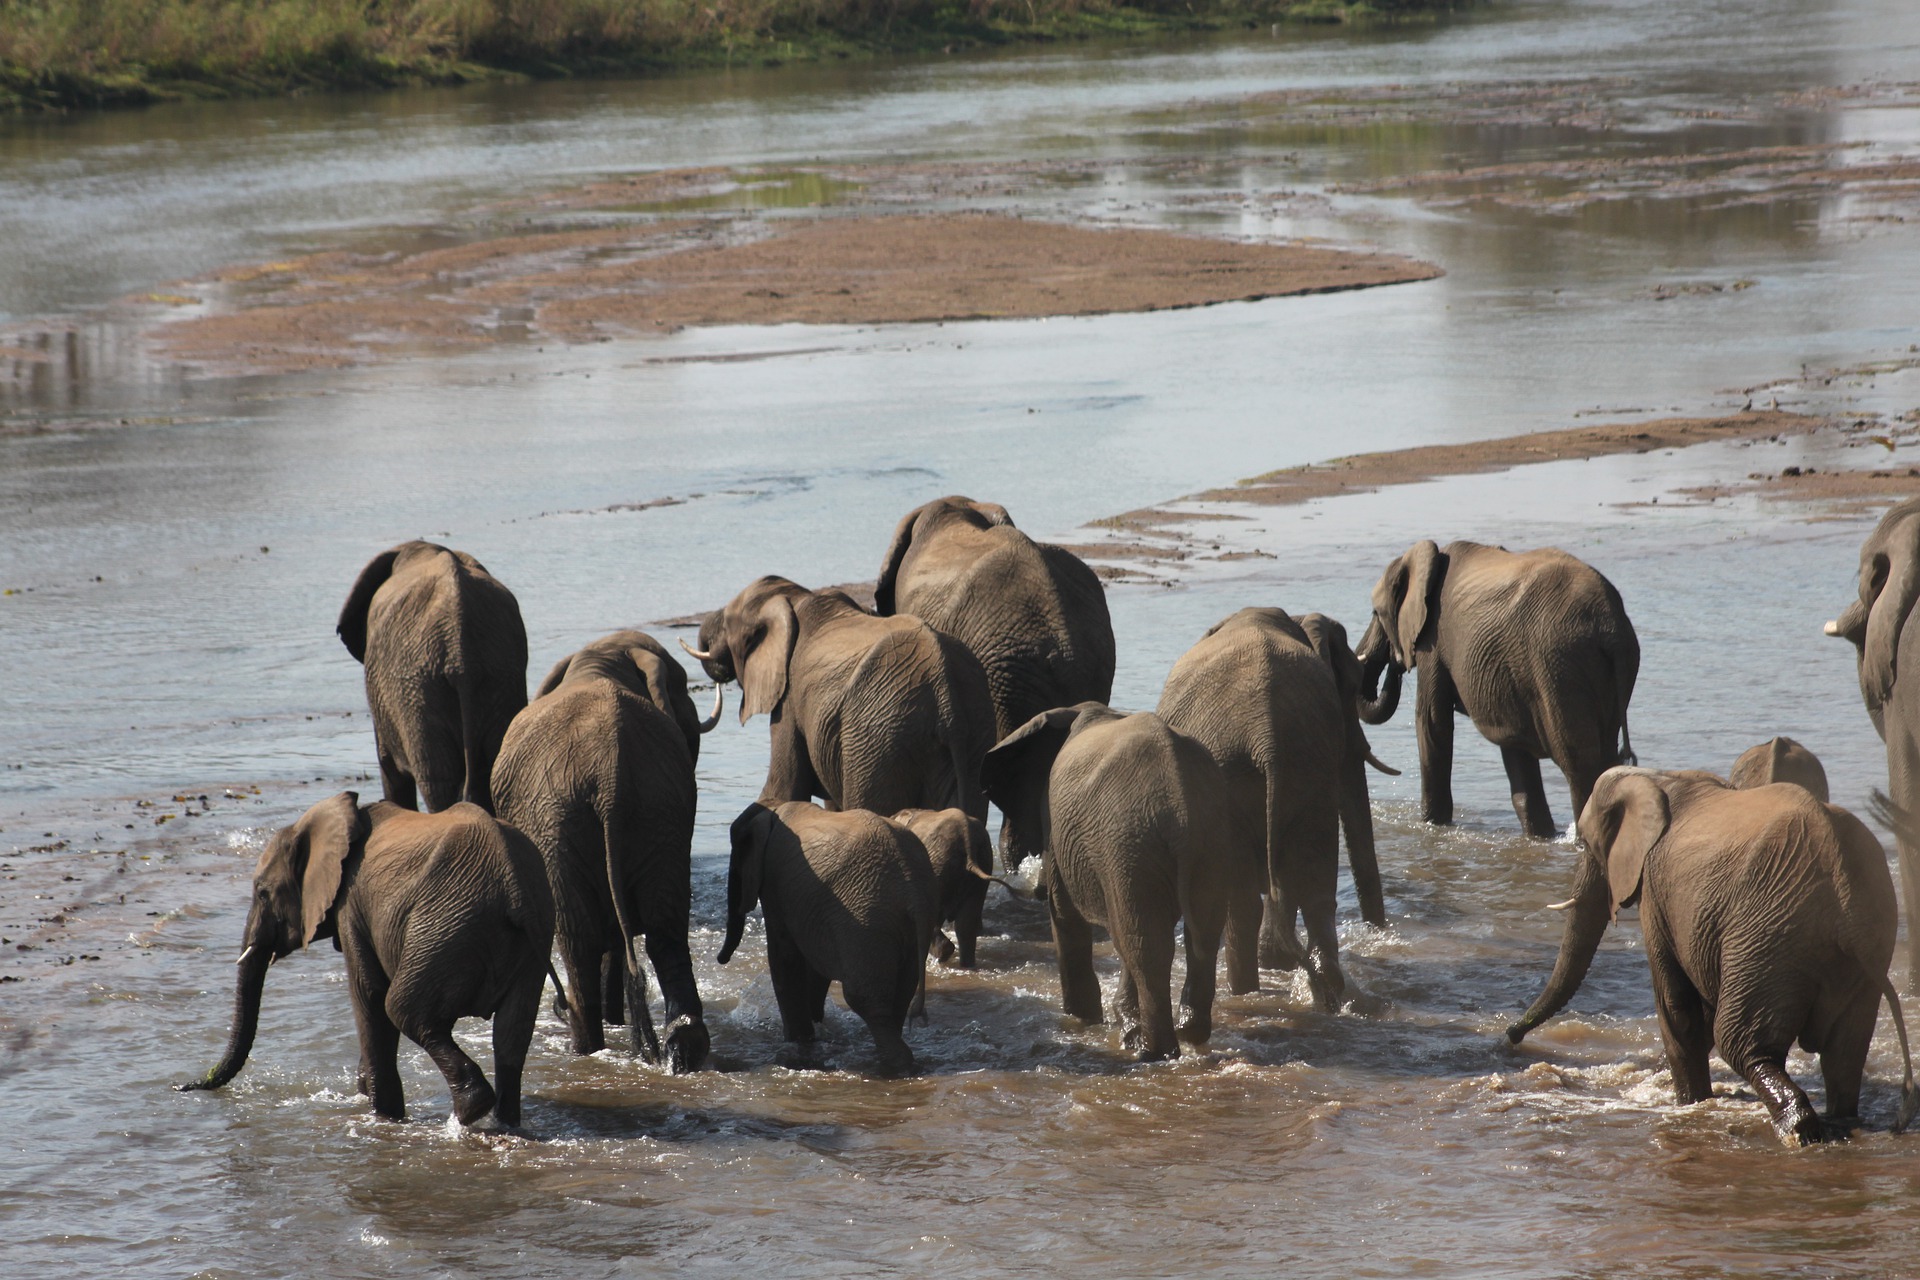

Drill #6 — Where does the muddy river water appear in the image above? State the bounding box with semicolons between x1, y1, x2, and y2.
7;1;1920;1275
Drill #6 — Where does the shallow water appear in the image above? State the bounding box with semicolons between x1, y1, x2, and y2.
6;0;1920;1275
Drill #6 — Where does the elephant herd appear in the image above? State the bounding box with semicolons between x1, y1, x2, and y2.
180;494;1920;1148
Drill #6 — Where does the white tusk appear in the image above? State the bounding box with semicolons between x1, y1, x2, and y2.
1545;897;1578;911
679;637;715;662
235;945;255;965
696;682;724;733
1364;749;1402;777
1823;619;1842;636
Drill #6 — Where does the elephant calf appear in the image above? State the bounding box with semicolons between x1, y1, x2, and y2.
1729;736;1830;803
1509;768;1917;1145
493;630;721;1069
719;801;939;1076
181;793;555;1129
893;807;995;970
983;704;1253;1061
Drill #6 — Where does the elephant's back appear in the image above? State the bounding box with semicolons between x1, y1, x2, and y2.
359;804;554;952
368;547;527;681
783;808;933;928
1159;621;1341;771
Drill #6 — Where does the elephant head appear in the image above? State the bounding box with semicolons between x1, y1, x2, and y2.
873;496;1014;616
539;629;722;761
1507;768;1673;1043
981;703;1111;868
1299;612;1400;777
718;803;779;965
1355;540;1446;725
180;792;369;1092
1729;736;1830;803
1826;498;1920;738
684;577;803;725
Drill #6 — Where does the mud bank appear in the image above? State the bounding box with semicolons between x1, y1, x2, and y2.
150;198;1438;375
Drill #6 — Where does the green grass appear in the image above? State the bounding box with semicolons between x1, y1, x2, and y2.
0;0;1466;113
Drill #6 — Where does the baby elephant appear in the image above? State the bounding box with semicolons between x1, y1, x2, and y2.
1508;767;1916;1145
1729;735;1830;802
719;802;938;1076
892;807;995;970
181;793;555;1128
983;704;1252;1061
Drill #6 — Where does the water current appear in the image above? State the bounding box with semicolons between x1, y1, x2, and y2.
5;0;1920;1275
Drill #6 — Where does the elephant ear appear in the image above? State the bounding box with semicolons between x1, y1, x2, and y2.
1579;770;1669;921
1301;613;1363;704
1394;540;1444;668
294;792;367;947
534;652;575;700
337;547;401;664
1862;541;1920;713
873;505;926;617
734;594;797;724
971;500;1014;528
982;706;1083;802
718;804;775;964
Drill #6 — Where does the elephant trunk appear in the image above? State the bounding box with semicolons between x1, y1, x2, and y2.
1357;655;1403;725
1506;856;1610;1044
178;943;272;1091
717;907;747;967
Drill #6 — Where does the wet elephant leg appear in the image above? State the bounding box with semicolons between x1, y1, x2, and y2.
377;750;417;813
1415;664;1457;826
1049;892;1103;1025
1179;890;1228;1046
600;951;625;1026
408;1020;496;1125
560;941;607;1055
350;975;405;1118
765;922;820;1048
1718;989;1823;1144
1500;746;1557;839
1258;893;1305;971
1338;759;1387;927
1816;985;1883;1124
1649;957;1713;1105
1222;888;1262;995
490;971;542;1129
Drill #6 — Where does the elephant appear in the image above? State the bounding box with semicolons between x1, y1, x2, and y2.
1827;497;1920;982
180;793;554;1128
719;801;938;1076
1355;539;1639;838
873;495;1116;742
1730;736;1830;802
893;806;995;970
981;704;1253;1060
491;630;722;1067
337;541;528;814
685;576;995;821
1157;608;1391;1009
1508;768;1917;1145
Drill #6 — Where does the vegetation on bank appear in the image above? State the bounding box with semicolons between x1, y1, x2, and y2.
0;0;1465;113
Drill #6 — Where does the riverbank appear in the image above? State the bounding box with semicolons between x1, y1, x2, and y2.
0;0;1459;114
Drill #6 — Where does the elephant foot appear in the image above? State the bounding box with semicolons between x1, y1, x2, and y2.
451;1077;497;1127
1777;1105;1826;1148
774;1042;824;1070
665;1017;711;1074
1176;1008;1212;1045
930;931;956;964
1134;1042;1178;1064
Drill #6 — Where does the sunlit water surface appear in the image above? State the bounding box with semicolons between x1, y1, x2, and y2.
6;0;1920;1275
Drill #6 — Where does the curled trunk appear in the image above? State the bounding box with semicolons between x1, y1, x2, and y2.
1506;857;1611;1043
1358;658;1403;726
178;947;271;1092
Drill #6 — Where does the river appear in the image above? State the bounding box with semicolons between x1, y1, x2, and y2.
5;0;1920;1275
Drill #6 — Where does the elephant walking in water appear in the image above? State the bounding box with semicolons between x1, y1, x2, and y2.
688;575;996;822
1828;497;1920;984
873;495;1115;742
1509;768;1916;1146
337;540;528;813
1159;608;1395;1007
181;793;554;1128
1355;539;1638;838
492;630;721;1069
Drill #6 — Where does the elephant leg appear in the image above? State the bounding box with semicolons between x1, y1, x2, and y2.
1296;897;1347;1014
1222;888;1262;996
600;951;625;1026
490;970;542;1130
841;961;918;1077
560;943;606;1056
761;715;824;807
408;1019;496;1126
1415;664;1456;826
1500;746;1557;839
377;750;417;813
1717;988;1822;1144
1817;984;1883;1125
1179;891;1228;1046
1115;939;1177;1062
641;915;710;1073
1902;837;1920;993
1049;893;1103;1025
764;921;820;1047
1649;957;1713;1105
1277;809;1346;1012
350;976;405;1119
806;964;833;1027
951;893;983;970
1258;893;1305;971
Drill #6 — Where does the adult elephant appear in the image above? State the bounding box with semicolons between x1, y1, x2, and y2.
1355;540;1638;838
1158;607;1388;1007
1827;497;1920;982
1508;768;1917;1145
180;793;553;1128
685;576;995;821
492;630;721;1068
337;540;528;814
873;496;1115;741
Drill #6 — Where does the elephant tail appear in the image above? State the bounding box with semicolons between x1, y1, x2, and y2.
1616;707;1637;767
1879;973;1919;1134
600;808;661;1064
